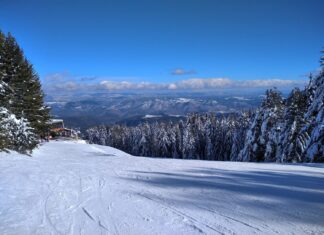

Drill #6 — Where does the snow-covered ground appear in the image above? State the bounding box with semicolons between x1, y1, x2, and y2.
0;141;323;235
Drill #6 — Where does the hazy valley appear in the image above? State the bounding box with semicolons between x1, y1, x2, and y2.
46;91;265;130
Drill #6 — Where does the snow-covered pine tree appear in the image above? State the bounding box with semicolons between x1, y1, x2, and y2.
0;80;11;108
138;123;151;156
223;115;238;161
276;88;308;162
0;81;37;153
86;126;100;144
0;109;10;150
238;110;264;161
203;115;213;160
192;114;205;160
177;120;185;159
156;123;171;157
300;57;324;162
129;126;139;155
230;111;252;161
239;89;284;162
0;35;14;150
0;80;10;149
208;113;219;160
11;116;38;153
183;118;196;159
166;122;178;158
98;125;108;145
212;115;228;160
262;89;285;161
0;107;37;153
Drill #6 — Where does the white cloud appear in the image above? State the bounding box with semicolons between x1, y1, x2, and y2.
176;78;233;89
239;79;304;88
43;72;307;93
171;68;196;75
168;83;177;90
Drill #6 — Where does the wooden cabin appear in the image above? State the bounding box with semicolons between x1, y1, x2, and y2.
48;119;79;139
49;119;64;129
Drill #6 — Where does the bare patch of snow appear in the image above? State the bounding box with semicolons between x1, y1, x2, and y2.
233;96;251;101
175;98;193;103
143;115;162;119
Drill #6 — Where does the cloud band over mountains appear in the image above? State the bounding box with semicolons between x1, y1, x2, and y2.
43;73;307;93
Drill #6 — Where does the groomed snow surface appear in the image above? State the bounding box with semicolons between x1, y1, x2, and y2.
0;141;323;235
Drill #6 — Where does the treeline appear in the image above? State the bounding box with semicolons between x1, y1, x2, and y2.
87;52;324;162
87;112;252;161
0;31;50;153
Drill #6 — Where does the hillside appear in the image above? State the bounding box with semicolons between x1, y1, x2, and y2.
0;141;323;234
47;92;263;130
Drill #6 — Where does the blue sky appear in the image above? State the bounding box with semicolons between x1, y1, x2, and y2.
0;0;323;91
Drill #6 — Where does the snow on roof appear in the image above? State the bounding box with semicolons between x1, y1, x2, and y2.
49;119;64;124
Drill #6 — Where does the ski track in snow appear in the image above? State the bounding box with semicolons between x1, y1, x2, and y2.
0;141;324;235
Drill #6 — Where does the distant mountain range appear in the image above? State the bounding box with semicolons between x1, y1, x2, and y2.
46;91;266;130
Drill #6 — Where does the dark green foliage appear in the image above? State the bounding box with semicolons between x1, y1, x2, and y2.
0;30;50;153
0;108;10;150
14;59;50;137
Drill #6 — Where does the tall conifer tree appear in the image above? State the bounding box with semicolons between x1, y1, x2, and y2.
0;30;50;152
2;32;50;138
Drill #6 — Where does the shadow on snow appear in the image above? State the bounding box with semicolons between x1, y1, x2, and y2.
122;166;324;225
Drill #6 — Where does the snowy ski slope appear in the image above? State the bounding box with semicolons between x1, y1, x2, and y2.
0;141;323;235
